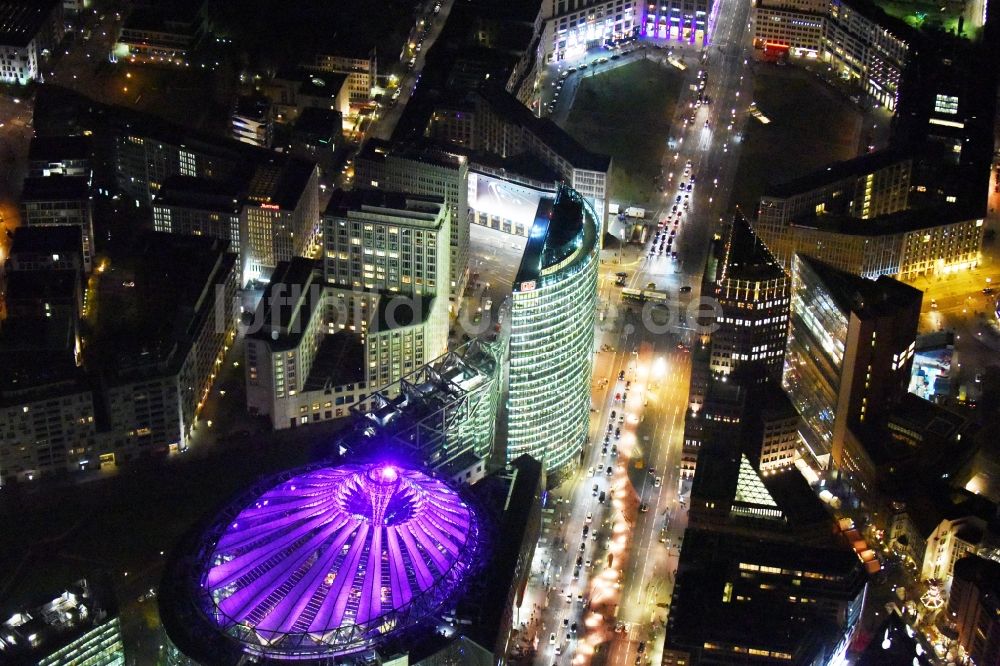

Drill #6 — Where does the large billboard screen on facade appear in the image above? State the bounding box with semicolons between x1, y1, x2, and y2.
468;172;552;230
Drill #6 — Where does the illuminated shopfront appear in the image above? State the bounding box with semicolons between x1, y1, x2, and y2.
642;0;716;47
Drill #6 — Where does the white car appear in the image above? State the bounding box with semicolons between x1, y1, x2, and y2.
655;476;662;488
586;512;593;524
550;632;556;645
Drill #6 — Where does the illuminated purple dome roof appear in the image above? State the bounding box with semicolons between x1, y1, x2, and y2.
196;462;482;660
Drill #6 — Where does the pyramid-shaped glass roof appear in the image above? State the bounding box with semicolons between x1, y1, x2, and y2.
734;455;778;507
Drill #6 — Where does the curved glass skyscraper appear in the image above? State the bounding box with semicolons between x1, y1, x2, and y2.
507;186;600;479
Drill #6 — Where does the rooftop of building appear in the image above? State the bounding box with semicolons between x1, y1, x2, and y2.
0;314;82;403
692;438;831;529
452;0;541;25
234;95;270;121
323;188;445;224
88;232;236;380
5;268;79;303
292;106;341;137
122;5;200;34
337;338;502;465
895;484;998;541
0;0;58;48
301;330;365;391
887;392;966;441
358;138;468;173
273;68;349;99
477;82;611;172
795;254;923;317
8;225;82;257
952;555;1000;595
468;150;564;186
27;135;91;162
791;204;980;236
667;528;862;659
762;148;910;200
19;175;90;201
720;213;786;283
460;455;543;652
0;577;120;665
245;157;316;210
515;187;600;288
513;198;555;285
373;294;436;332
447;46;525;87
153;175;243;213
843;0;922;41
361;137;563;189
915;329;954;351
855;610;935;665
311;7;392;60
755;383;798;419
32;85;317;186
246;257;321;351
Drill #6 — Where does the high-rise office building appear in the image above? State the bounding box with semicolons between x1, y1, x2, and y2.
19;175;95;273
245;190;453;430
755;150;912;270
354;140;470;301
745;384;801;473
663;529;867;666
152;176;244;252
784;254;921;468
507;186;600;480
710;214;790;385
324;190;450;390
323;189;450;299
242;159;321;284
